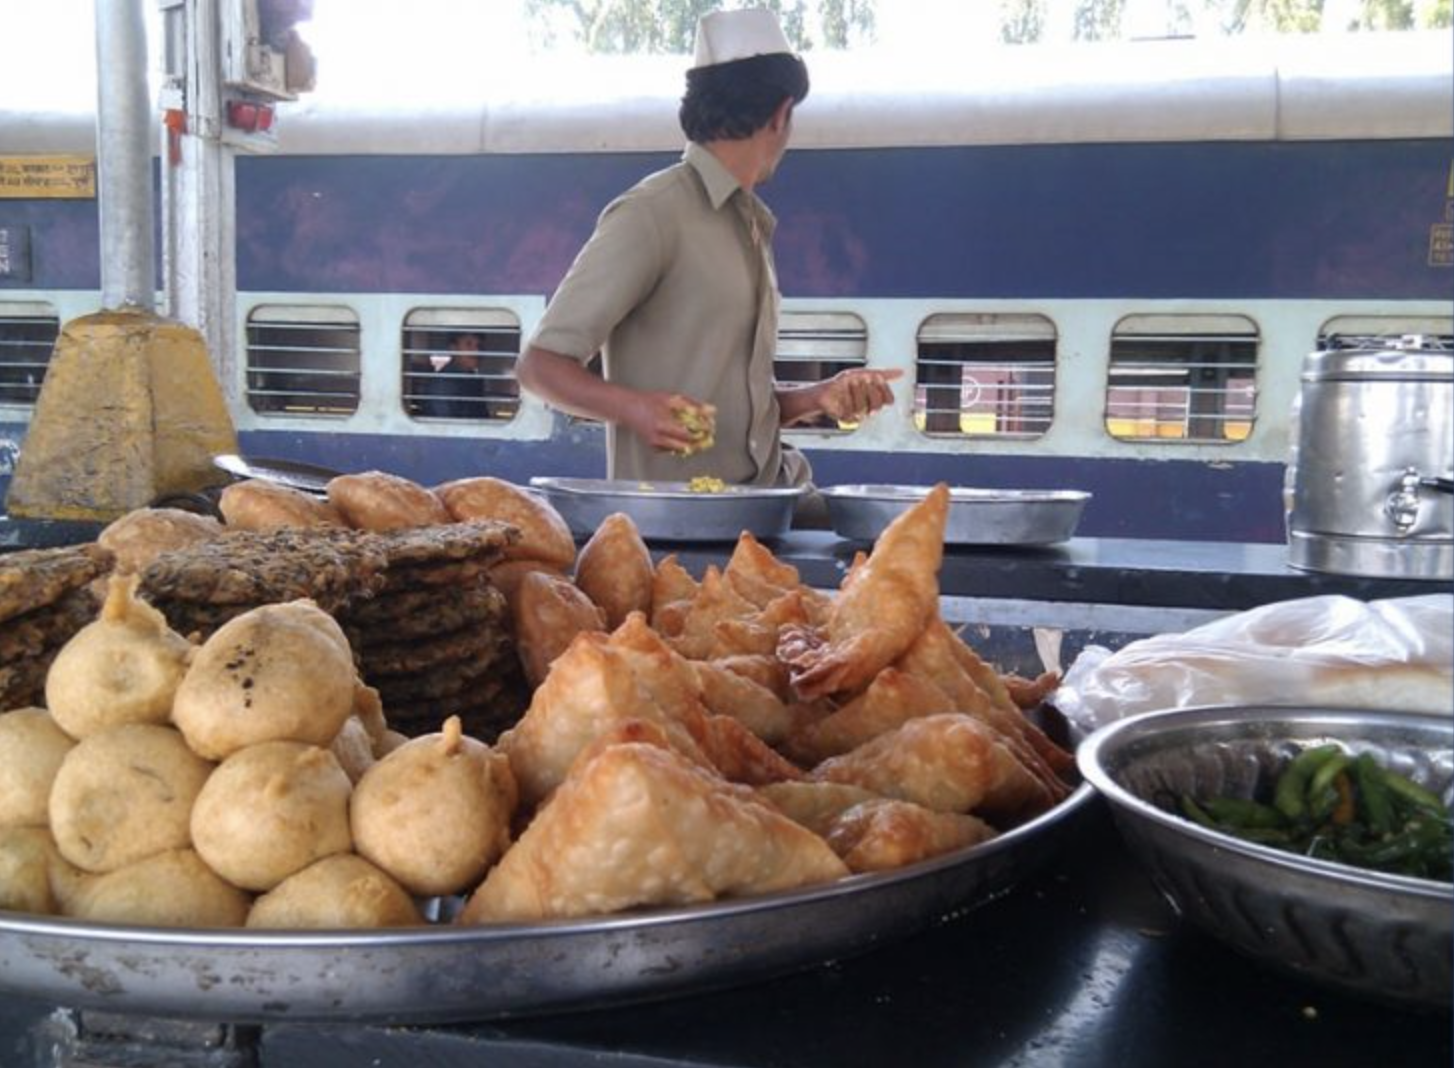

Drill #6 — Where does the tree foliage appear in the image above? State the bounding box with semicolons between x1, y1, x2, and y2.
525;0;1447;52
523;0;876;54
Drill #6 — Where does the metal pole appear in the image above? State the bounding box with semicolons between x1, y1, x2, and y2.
160;0;238;402
94;0;156;311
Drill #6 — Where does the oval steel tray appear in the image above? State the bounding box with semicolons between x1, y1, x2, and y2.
0;783;1093;1025
822;484;1090;546
531;477;804;542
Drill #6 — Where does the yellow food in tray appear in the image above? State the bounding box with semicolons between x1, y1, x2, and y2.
687;476;727;494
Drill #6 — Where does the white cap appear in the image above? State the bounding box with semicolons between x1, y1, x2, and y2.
692;8;793;69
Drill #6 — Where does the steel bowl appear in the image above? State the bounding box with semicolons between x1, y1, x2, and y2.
821;485;1089;546
1076;705;1453;1009
530;477;803;542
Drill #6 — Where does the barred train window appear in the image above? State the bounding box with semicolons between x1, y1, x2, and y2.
1315;314;1454;354
777;311;867;432
1105;315;1259;443
245;305;361;416
0;302;60;406
402;308;521;422
914;313;1055;439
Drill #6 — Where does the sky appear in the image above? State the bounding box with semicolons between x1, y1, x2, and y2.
0;0;1424;112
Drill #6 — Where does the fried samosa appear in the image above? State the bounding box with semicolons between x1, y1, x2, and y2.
458;742;847;924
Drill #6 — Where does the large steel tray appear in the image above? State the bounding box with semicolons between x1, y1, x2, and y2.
531;477;804;542
0;783;1093;1025
823;484;1091;546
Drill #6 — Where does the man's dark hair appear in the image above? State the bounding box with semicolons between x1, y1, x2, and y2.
679;52;810;143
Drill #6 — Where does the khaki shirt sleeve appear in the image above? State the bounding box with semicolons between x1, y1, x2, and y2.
530;195;665;362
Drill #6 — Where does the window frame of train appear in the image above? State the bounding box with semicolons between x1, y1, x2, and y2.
401;308;521;423
913;313;1056;439
1104;314;1260;444
776;311;868;434
244;304;362;417
0;301;60;407
1314;314;1454;354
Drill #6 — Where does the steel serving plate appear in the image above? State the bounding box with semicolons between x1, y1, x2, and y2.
530;477;804;542
1077;705;1453;1009
213;454;342;495
0;781;1093;1024
822;485;1090;546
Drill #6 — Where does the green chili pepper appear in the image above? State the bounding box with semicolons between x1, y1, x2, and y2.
1307;753;1353;822
1273;744;1342;821
1202;796;1286;829
1353;754;1395;837
1179;795;1219;830
1376;767;1448;817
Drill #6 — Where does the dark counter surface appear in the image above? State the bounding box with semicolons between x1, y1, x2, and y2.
670;532;1450;612
5;513;1446;613
3;807;1448;1068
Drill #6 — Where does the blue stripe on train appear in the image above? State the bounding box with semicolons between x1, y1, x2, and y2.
236;426;1288;544
6;140;1444;300
220;140;1447;301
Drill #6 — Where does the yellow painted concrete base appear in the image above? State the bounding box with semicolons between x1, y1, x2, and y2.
5;308;238;521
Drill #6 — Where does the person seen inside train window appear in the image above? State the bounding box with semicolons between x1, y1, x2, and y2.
515;6;900;517
418;332;486;419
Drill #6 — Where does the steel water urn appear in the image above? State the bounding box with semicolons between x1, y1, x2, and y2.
1285;336;1453;580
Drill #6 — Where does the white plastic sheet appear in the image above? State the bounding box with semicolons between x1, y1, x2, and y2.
1054;594;1454;733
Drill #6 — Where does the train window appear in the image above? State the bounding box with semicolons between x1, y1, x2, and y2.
913;314;1056;439
245;305;361;416
1105;315;1259;443
401;309;521;422
1315;315;1454;352
0;302;60;406
777;311;867;432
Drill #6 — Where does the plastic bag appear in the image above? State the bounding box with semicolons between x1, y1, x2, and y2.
1053;593;1453;734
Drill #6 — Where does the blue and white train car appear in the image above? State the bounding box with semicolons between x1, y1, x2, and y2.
2;30;1450;541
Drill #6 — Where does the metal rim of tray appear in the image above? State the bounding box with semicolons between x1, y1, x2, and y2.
212;454;342;494
530;476;805;542
0;782;1094;1025
531;476;806;500
821;484;1091;546
821;485;1091;506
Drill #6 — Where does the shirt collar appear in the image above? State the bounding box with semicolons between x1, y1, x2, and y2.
683;142;742;210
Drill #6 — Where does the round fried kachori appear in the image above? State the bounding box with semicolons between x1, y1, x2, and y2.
434;477;576;569
98;507;224;573
326;471;450;531
219;479;345;531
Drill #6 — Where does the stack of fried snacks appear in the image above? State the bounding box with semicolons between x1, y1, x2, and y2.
335;521;528;741
0;545;112;712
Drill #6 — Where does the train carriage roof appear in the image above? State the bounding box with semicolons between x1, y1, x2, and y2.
6;30;1450;156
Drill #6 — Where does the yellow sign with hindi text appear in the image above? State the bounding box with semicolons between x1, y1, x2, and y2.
0;156;96;199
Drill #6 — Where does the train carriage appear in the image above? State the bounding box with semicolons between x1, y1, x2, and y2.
2;29;1450;540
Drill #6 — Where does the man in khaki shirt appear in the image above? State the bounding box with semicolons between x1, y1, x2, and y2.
516;7;900;495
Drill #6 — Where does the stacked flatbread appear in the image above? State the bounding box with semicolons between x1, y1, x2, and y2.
0;545;112;712
137;527;389;641
335;521;529;741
